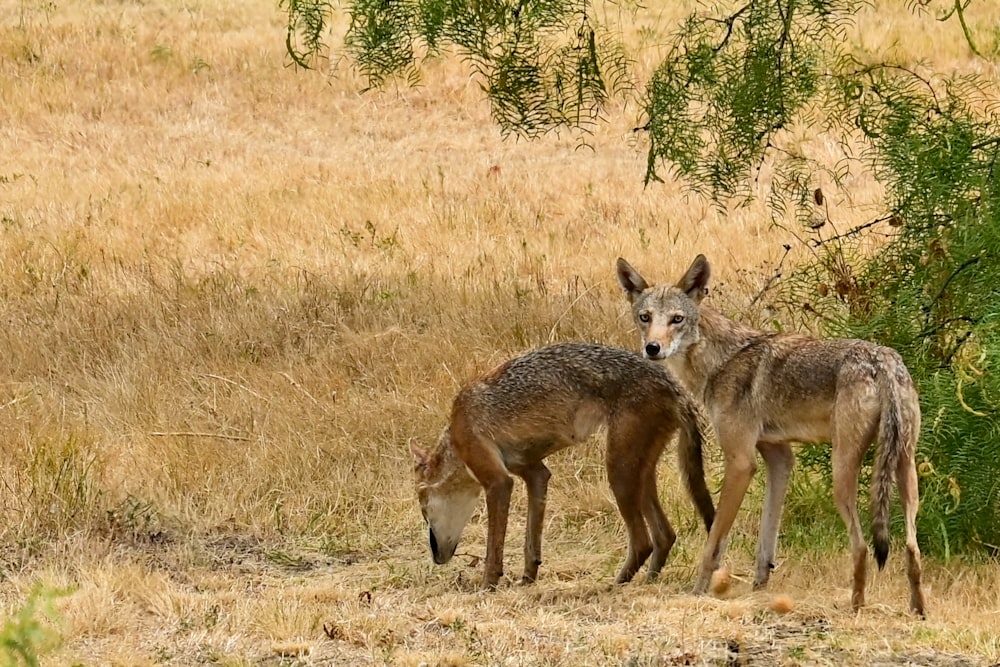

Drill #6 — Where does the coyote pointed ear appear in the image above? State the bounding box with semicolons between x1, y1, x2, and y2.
409;439;429;468
616;258;650;303
677;254;711;302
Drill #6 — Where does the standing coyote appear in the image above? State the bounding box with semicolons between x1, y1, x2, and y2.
616;255;926;616
409;342;716;589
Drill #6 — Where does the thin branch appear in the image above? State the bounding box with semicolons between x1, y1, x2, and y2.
850;61;944;114
932;256;981;306
919;316;978;338
922;256;982;334
970;136;1000;152
748;243;793;308
1;395;30;410
705;2;753;54
810;215;895;247
942;330;976;368
948;0;983;58
547;284;600;342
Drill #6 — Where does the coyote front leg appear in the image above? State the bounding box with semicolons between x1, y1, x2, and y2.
454;423;517;589
481;471;515;588
519;461;552;584
695;431;758;593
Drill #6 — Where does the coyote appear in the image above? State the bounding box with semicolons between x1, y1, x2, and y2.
616;255;926;616
409;342;716;589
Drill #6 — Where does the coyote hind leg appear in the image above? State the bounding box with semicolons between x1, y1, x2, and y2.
897;452;926;616
607;418;654;584
831;426;871;611
640;428;675;581
518;461;552;584
753;441;794;590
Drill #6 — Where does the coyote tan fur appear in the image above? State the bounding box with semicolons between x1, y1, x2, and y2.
617;255;926;616
409;342;716;589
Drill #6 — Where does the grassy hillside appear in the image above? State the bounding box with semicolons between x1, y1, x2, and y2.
0;0;998;663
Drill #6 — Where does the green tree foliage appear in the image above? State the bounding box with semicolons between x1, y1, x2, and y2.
283;0;1000;556
282;0;632;135
642;0;840;193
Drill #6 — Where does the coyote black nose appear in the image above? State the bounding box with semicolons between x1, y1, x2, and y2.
645;341;661;358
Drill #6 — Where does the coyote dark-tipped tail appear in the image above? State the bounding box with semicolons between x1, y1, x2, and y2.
677;399;715;533
872;371;906;570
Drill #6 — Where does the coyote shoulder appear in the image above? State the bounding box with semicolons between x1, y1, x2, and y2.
409;341;715;589
617;255;926;616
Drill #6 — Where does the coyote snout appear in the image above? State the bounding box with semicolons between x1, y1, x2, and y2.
429;533;458;565
410;342;715;589
617;255;926;616
429;528;443;563
642;339;683;361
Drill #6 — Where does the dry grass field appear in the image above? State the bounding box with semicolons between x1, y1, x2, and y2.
1;0;1000;664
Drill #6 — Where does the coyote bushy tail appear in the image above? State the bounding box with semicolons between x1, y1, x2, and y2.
872;367;908;569
678;400;714;533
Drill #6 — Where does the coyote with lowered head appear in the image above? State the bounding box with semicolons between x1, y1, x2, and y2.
616;255;926;616
409;342;716;589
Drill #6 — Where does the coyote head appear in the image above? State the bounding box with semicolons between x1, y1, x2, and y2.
616;255;710;362
409;429;481;566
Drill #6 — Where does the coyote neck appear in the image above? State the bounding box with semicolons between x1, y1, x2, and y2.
431;428;479;489
679;306;762;399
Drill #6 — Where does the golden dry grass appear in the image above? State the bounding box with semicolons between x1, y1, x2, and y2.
1;0;999;664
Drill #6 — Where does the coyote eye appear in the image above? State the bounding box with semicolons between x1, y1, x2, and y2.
671;314;685;324
638;312;651;323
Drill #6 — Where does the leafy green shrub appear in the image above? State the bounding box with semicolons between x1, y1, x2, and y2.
0;587;62;667
787;68;1000;557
